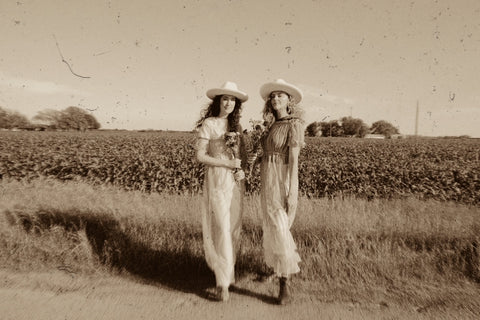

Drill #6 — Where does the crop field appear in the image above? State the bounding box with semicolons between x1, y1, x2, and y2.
0;130;479;205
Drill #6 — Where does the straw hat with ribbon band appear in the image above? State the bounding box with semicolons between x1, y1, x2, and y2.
206;81;248;102
259;79;303;103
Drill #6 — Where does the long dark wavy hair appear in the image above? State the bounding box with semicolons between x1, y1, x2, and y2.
195;95;243;133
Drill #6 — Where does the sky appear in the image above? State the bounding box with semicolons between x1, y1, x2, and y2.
1;0;479;137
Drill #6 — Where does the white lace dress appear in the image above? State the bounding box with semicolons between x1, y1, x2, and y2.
197;117;244;288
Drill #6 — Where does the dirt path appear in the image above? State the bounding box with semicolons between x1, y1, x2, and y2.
0;270;475;320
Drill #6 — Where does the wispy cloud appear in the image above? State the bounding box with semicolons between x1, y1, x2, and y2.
0;73;87;96
298;83;354;106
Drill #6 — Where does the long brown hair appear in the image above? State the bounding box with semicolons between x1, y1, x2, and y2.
195;95;243;132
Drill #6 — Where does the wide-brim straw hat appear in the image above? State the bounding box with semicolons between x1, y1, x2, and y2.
259;79;303;103
206;81;248;102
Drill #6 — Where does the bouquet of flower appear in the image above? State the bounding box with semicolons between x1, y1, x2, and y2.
224;131;240;158
224;131;243;181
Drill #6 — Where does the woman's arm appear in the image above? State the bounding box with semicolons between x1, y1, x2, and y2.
196;138;241;169
286;145;300;224
286;118;304;224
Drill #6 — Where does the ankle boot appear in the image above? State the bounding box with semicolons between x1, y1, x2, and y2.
278;277;292;305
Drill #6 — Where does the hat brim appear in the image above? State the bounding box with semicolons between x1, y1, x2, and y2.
206;88;248;102
260;82;302;103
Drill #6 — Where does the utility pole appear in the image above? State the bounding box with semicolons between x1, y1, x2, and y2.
415;100;419;137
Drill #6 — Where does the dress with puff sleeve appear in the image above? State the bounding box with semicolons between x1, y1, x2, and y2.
260;117;304;276
197;117;243;289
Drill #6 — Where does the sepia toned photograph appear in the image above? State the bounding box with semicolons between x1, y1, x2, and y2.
1;0;479;319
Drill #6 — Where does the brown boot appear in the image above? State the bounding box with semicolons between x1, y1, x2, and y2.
278;277;292;305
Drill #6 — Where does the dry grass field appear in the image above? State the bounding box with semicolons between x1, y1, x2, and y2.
1;178;479;319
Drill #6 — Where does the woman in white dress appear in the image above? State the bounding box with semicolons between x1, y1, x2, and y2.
258;79;305;305
195;81;248;301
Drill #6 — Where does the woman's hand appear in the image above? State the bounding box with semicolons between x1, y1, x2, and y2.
286;193;298;216
234;169;245;181
287;196;297;212
227;158;242;169
286;194;298;227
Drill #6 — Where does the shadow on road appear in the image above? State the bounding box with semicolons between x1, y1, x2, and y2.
230;285;278;305
8;207;278;304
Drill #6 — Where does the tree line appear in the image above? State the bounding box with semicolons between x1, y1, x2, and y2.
2;105;398;137
305;117;400;138
0;106;100;131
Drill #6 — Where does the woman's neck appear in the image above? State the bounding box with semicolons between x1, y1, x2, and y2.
276;109;289;120
218;110;229;119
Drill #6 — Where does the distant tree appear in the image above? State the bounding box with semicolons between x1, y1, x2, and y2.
84;113;101;130
58;107;85;130
340;116;368;138
0;106;31;129
0;107;8;128
9;112;30;128
306;121;322;137
32;109;63;128
320;120;343;137
370;120;399;138
33;106;100;130
59;106;101;130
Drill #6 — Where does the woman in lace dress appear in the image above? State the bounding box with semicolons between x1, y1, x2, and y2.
258;79;305;305
195;81;248;301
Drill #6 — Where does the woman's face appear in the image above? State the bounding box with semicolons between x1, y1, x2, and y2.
269;91;290;111
218;95;237;118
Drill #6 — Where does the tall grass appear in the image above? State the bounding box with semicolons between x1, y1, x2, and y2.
1;178;479;309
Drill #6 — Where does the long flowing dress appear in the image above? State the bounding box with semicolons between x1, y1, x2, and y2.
260;117;304;276
197;117;244;288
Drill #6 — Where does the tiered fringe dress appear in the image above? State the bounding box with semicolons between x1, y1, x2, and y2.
197;117;243;288
260;117;304;276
